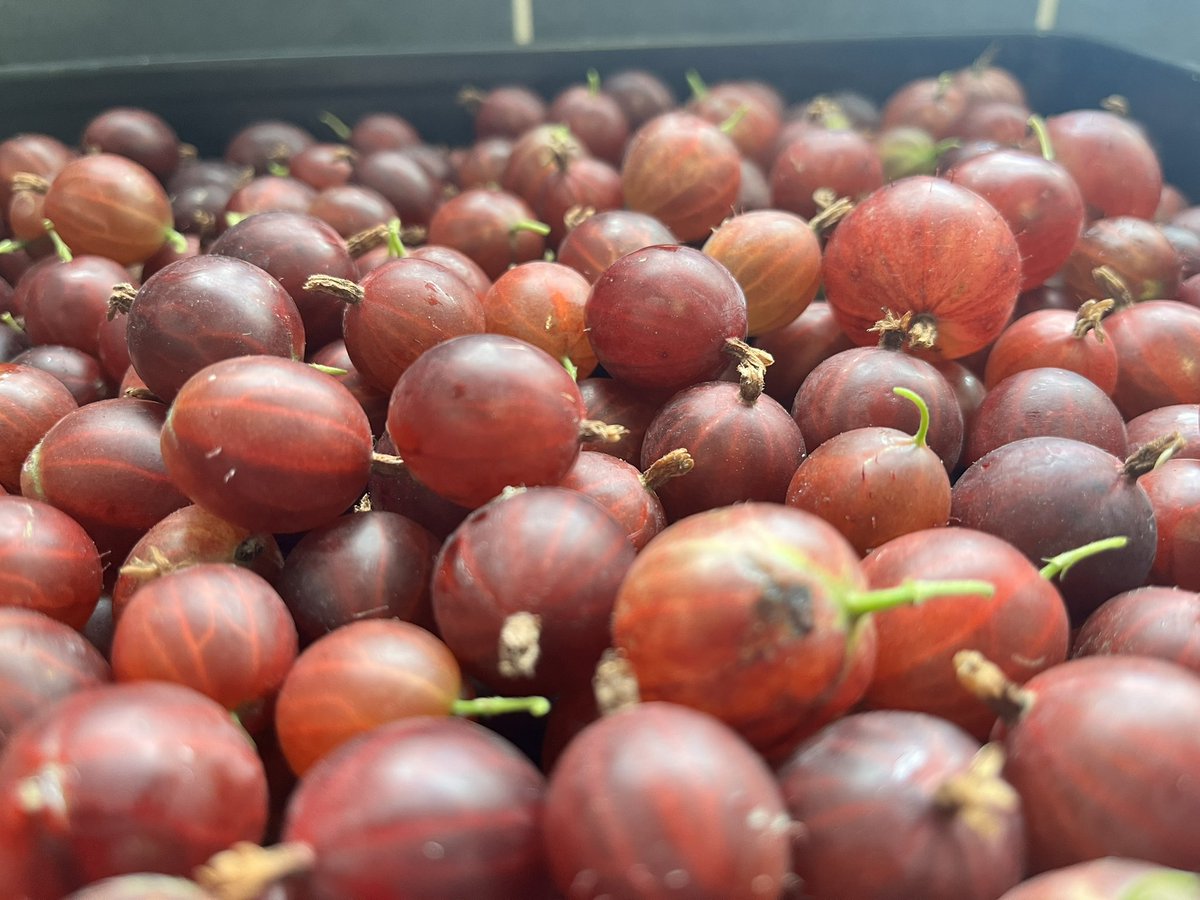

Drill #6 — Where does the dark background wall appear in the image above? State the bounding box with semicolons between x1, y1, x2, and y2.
0;0;1195;70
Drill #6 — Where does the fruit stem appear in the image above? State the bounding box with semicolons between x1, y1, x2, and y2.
511;219;552;237
123;386;161;402
907;314;938;350
1039;536;1129;581
451;694;551;718
971;41;1001;73
1072;298;1114;341
119;545;175;578
933;137;962;159
1101;94;1130;116
586;68;601;95
1026;115;1055;161
932;743;1019;839
386;218;409;258
344;222;389;257
842;579;994;618
302;274;364;305
560;356;578;381
497;611;542;679
194;841;316;900
1093;265;1135;307
869;308;912;351
317;110;353;142
370;451;406;470
41;220;72;262
308;362;348;376
1124;432;1185;478
640;448;695;492
685;68;709;100
593;648;641;715
954;650;1034;725
892;386;931;448
723;337;774;404
457;85;485;110
0;311;24;333
0;238;27;254
579;419;629;444
803;96;852;131
11;171;49;194
107;283;138;319
164;228;188;254
808;193;855;233
563;204;596;231
718;104;749;135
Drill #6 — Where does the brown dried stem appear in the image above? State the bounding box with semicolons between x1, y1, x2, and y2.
302;274;364;304
498;611;542;679
953;650;1033;726
1093;265;1135;307
194;841;316;900
640;448;695;493
11;172;49;194
1124;432;1185;478
593;648;640;715
579;420;629;444
370;451;406;471
1072;298;1114;341
106;283;138;319
809;192;855;233
724;337;774;403
932;743;1019;839
344;223;389;258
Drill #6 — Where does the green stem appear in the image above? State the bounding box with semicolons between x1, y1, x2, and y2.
893;386;930;448
451;695;551;718
1027;115;1055;161
318;110;353;142
685;68;709;100
512;219;552;237
1039;536;1128;581
225;212;249;228
267;160;290;178
933;137;962;158
1121;870;1200;900
1;311;24;333
41;220;72;262
164;228;188;253
0;238;27;254
308;362;348;376
719;104;748;135
586;68;601;96
385;218;408;258
561;356;578;381
843;579;995;618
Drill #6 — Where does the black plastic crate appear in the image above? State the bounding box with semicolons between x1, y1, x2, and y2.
1;33;1197;196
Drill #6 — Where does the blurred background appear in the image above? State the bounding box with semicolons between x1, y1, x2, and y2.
0;0;1196;69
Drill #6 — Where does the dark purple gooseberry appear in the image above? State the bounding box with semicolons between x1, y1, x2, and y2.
544;702;794;899
308;339;389;437
754;302;856;411
556;209;678;285
957;653;1200;872
577;376;670;467
778;710;1025;900
585;245;748;394
20;256;132;358
1127;404;1200;459
10;345;110;406
117;254;305;402
602;69;677;129
354;149;441;228
432;486;635;696
198;717;552;898
1074;586;1200;673
952;435;1159;622
207;211;358;350
0;682;268;898
224;120;315;174
0;608;111;752
639;363;805;521
793;346;965;472
368;432;470;541
81;107;182;181
963;367;1128;468
276;510;439;645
